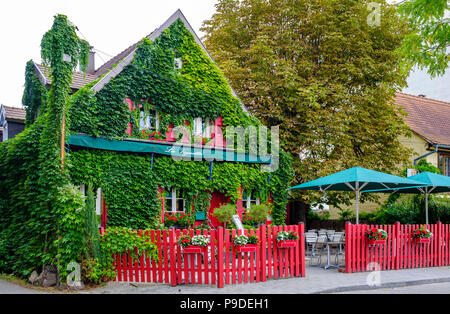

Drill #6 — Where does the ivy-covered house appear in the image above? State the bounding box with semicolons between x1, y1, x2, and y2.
21;10;293;231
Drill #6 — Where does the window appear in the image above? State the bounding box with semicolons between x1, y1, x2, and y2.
203;118;212;138
139;109;158;131
193;118;203;136
165;189;185;213
243;190;260;209
439;154;450;177
174;58;182;71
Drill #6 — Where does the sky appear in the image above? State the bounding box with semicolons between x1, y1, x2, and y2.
0;0;219;107
0;0;448;108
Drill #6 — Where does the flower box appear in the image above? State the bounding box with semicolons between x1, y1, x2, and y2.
368;239;386;245
414;237;431;244
235;244;258;253
277;240;297;248
182;246;204;254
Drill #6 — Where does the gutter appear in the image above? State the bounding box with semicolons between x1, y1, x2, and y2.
414;144;439;166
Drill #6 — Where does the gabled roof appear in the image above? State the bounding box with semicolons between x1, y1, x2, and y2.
31;9;246;112
0;105;26;124
34;63;98;90
396;93;450;147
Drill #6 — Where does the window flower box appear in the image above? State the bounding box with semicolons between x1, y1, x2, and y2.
182;245;204;254
412;226;433;244
178;234;209;254
365;228;388;245
233;234;259;252
368;239;386;245
235;244;258;253
414;237;431;244
277;240;297;248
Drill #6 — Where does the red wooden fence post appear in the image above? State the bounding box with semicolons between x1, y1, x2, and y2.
299;223;306;278
437;221;442;267
260;225;267;282
217;227;224;288
169;229;177;287
395;222;400;270
345;222;352;273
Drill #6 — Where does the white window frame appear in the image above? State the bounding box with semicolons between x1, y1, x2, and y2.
139;109;159;131
193;118;203;137
245;192;260;209
202;118;212;139
166;189;186;213
174;58;182;71
95;188;102;215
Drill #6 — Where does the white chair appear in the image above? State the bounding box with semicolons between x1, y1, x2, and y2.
309;235;328;266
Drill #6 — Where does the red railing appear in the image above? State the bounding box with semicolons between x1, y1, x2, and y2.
345;222;450;273
112;224;305;288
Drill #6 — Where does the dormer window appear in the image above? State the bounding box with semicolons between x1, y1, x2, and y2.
174;58;182;71
193;117;203;136
139;108;159;131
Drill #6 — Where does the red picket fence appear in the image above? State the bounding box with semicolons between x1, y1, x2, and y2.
345;222;450;273
112;224;305;288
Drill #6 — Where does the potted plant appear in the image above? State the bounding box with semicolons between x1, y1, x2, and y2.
233;234;259;253
365;228;388;245
178;234;210;253
411;226;433;244
276;231;299;248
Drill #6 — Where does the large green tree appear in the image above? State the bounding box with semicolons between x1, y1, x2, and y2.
399;0;449;77
202;0;413;207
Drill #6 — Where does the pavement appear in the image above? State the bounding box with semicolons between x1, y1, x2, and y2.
83;265;450;294
2;264;450;294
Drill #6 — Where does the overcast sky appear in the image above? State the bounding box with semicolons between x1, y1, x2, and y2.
0;0;448;108
0;0;218;107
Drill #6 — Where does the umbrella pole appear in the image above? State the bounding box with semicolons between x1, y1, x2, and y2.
355;190;360;225
425;191;429;225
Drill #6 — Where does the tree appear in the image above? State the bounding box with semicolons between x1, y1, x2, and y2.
202;0;413;207
398;0;450;77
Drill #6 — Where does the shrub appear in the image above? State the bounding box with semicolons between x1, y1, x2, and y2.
211;204;236;228
248;204;271;225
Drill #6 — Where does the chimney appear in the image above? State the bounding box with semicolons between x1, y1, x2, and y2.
86;47;96;74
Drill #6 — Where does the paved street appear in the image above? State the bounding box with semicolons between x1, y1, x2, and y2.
0;279;45;294
1;265;450;294
334;281;450;294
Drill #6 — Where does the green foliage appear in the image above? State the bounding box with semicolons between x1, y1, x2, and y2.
372;194;450;224
81;258;116;285
84;182;101;260
22;61;47;125
398;0;450;77
100;227;159;262
248;203;271;225
212;203;237;227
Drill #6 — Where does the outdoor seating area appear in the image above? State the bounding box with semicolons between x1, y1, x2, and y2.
305;229;345;270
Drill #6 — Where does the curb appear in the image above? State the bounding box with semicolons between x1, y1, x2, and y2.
312;276;450;294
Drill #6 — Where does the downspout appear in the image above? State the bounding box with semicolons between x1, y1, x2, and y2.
414;144;439;166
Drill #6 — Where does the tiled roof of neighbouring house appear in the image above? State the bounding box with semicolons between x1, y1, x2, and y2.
1;105;26;123
35;64;98;90
396;92;450;146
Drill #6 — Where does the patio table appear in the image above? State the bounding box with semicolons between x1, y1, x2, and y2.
323;241;345;270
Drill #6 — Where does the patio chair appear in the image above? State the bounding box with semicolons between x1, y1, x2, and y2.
305;234;318;256
329;233;345;265
309;235;328;266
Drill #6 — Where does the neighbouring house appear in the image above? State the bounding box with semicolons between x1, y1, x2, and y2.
0;105;26;142
22;10;292;230
396;93;450;176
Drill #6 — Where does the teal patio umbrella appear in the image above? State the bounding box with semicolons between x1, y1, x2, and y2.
364;172;450;225
290;167;429;224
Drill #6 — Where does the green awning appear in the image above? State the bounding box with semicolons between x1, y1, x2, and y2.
68;135;272;164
